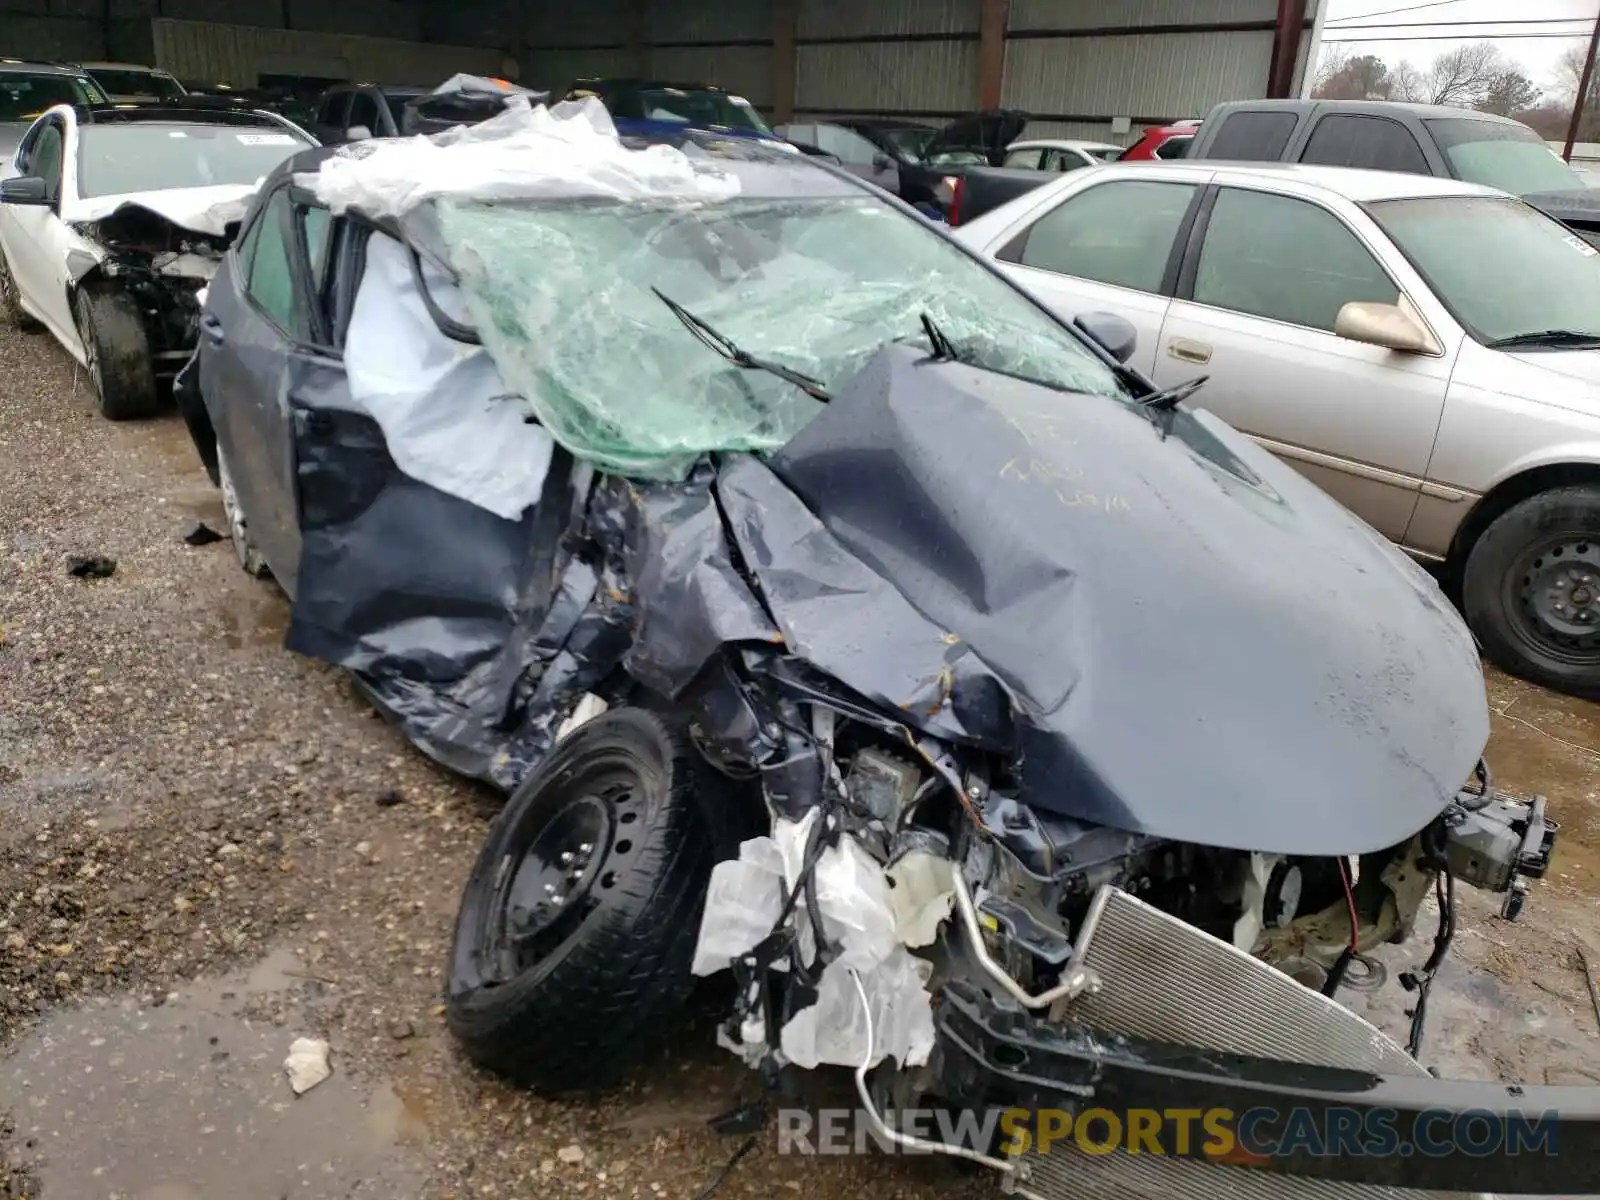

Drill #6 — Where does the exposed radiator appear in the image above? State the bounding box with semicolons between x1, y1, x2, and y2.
1011;887;1480;1200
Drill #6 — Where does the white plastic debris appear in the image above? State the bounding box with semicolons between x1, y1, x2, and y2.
342;233;554;519
885;851;957;948
283;1036;331;1095
692;810;942;1070
313;96;739;221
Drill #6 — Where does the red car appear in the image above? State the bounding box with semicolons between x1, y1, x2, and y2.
1118;120;1201;161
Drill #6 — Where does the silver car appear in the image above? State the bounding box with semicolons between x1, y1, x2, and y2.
956;161;1600;697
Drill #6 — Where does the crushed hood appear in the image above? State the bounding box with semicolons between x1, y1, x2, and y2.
70;185;257;239
754;347;1489;856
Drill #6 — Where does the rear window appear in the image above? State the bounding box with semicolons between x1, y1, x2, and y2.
0;72;105;122
1206;111;1299;161
1425;117;1585;197
1155;135;1192;160
87;68;185;100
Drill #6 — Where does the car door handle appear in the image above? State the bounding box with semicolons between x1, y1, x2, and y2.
200;315;224;345
1167;338;1212;364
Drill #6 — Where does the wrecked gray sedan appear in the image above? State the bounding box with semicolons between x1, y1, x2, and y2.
176;99;1585;1197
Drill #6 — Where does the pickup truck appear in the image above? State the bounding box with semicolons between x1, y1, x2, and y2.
949;99;1600;239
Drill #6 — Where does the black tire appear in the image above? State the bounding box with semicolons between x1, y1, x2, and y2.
74;287;159;421
0;243;38;331
1463;485;1600;697
216;443;271;579
446;708;721;1093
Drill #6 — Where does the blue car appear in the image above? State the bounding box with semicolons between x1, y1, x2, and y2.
562;78;783;143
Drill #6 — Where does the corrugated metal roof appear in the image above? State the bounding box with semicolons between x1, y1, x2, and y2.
798;0;978;40
796;40;978;112
1002;30;1276;119
1010;0;1276;31
526;0;632;49
151;18;498;88
648;0;772;44
645;46;774;105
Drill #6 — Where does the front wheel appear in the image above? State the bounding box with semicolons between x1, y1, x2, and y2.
74;287;159;420
445;708;720;1094
1463;485;1600;696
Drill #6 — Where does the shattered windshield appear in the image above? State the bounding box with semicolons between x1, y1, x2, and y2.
432;192;1129;479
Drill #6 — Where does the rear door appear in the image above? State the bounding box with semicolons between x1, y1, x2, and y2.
981;175;1205;376
1150;183;1455;540
201;182;334;588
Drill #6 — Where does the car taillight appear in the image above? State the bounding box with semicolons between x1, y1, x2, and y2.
947;176;965;225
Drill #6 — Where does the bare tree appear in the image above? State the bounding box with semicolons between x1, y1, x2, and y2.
1314;52;1394;101
1390;61;1427;103
1478;69;1541;117
1312;43;1353;95
1422;42;1506;107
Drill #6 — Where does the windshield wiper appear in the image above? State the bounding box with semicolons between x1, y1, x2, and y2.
920;312;964;363
653;288;831;402
1484;329;1600;350
1138;375;1208;412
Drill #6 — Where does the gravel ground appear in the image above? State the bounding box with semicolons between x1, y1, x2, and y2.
0;324;991;1198
1;318;1597;1199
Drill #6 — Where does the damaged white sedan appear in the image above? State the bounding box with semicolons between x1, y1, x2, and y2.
0;102;313;418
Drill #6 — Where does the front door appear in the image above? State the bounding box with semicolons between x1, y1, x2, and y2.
3;117;76;343
1150;185;1454;540
200;184;309;585
989;177;1202;378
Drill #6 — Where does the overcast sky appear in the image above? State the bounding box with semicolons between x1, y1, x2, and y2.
1320;0;1598;94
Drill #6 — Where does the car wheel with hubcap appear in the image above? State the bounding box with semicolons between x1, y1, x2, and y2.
0;244;38;331
1463;485;1600;697
73;287;159;420
445;708;724;1094
216;443;271;579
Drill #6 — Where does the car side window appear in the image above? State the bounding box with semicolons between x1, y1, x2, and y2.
29;122;64;204
1192;187;1400;332
1205;112;1299;161
1300;115;1430;175
1010;180;1198;294
1042;148;1087;172
1155;136;1192;160
347;91;379;133
319;91;350;126
1004;147;1043;169
815;125;878;166
244;189;299;334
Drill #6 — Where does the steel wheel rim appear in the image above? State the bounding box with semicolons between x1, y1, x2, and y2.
216;450;252;568
1507;533;1600;665
481;762;643;986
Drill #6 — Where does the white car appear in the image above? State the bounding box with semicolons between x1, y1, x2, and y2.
0;102;315;418
955;160;1600;697
1001;138;1123;172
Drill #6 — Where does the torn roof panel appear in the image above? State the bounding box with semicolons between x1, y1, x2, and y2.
312;96;741;221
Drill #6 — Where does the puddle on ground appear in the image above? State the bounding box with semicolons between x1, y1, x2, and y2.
216;588;291;652
0;947;427;1199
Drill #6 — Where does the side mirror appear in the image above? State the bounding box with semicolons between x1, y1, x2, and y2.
346;124;372;142
1074;311;1138;364
0;176;50;206
1334;300;1439;355
873;152;895;171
